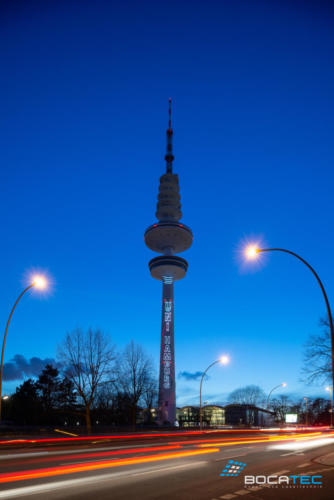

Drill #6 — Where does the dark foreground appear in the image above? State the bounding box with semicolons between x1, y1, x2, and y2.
0;428;333;499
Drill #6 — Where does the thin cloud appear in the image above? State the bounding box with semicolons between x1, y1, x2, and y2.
178;371;207;381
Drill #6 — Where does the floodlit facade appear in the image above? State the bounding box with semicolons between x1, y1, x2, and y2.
176;404;275;428
177;405;225;427
145;101;193;425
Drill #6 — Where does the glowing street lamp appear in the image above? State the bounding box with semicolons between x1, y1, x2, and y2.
33;275;47;290
266;382;287;410
326;386;333;427
245;245;260;260
0;275;48;422
245;244;334;428
199;355;229;431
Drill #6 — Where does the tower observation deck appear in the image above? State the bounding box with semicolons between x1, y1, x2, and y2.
144;100;193;425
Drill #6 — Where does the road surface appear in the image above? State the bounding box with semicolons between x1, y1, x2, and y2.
0;429;333;499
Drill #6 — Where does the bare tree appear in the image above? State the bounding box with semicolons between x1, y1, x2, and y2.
302;318;332;384
310;397;330;422
115;341;156;428
142;377;158;424
58;328;115;433
269;395;331;425
228;385;266;407
270;395;292;423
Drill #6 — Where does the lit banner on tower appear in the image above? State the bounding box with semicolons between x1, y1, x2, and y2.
163;298;172;389
159;282;176;424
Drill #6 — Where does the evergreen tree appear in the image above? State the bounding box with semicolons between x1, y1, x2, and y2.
10;379;41;425
36;364;60;416
57;377;77;410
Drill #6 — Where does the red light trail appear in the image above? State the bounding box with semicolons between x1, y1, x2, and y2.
0;427;329;446
0;448;220;484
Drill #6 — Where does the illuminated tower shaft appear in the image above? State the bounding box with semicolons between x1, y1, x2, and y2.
145;100;193;425
159;281;175;423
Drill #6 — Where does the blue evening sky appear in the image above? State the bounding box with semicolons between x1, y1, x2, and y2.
1;0;333;405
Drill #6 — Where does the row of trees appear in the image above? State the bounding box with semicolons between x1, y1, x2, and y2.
269;395;331;425
228;385;266;407
226;318;334;424
227;384;331;425
4;318;333;430
4;329;157;432
7;378;331;430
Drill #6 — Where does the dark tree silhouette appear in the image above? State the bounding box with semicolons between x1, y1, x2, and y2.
115;341;156;428
57;377;77;410
10;379;41;425
58;328;116;433
36;364;60;418
228;385;266;407
142;377;158;424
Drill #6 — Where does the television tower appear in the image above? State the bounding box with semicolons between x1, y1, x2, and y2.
144;100;193;425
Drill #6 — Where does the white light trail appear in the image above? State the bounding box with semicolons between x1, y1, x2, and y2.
268;437;334;452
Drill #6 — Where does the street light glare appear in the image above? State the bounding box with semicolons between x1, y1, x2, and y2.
32;275;47;290
219;355;229;365
245;245;260;260
325;386;331;392
282;382;287;387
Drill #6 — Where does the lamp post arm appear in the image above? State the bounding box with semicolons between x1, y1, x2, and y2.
259;248;334;335
199;359;220;430
260;247;334;419
266;384;283;409
0;284;34;421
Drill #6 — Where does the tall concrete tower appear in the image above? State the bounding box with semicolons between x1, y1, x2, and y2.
145;100;193;425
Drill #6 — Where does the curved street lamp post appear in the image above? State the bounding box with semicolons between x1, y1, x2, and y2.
0;276;47;422
246;246;334;428
266;382;287;410
199;356;229;431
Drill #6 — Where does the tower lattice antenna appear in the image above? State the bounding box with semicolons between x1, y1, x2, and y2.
165;98;174;173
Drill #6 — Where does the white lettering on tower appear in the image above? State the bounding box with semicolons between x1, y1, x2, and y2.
163;299;172;389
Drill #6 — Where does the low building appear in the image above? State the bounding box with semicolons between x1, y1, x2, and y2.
202;405;225;426
177;406;199;427
176;404;275;427
224;404;274;427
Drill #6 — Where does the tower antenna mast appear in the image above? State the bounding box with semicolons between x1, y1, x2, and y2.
165;98;174;173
